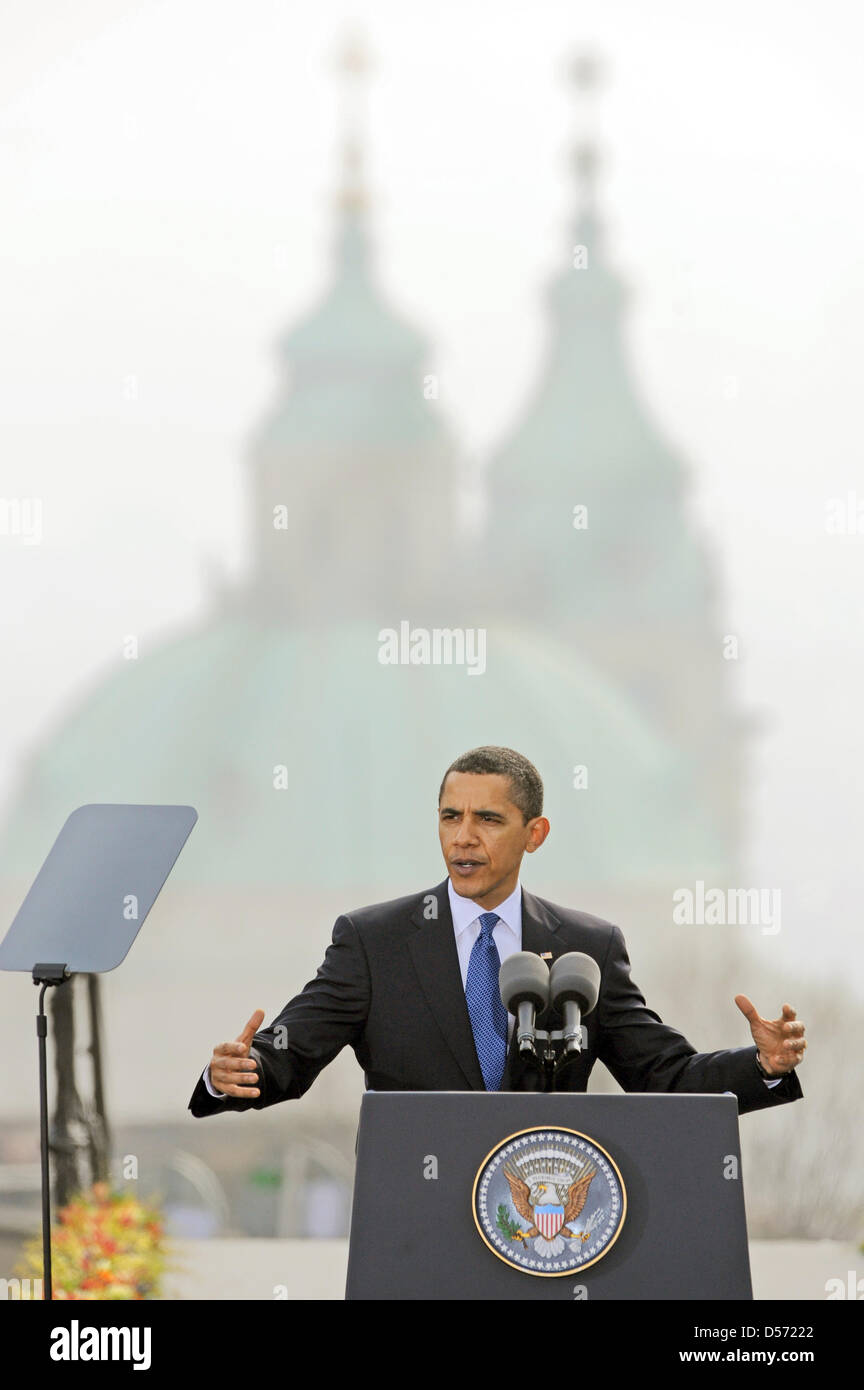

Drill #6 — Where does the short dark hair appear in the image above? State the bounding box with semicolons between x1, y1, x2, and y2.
438;746;544;824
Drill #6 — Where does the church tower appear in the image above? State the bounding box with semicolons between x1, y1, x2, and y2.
484;54;748;872
246;34;460;624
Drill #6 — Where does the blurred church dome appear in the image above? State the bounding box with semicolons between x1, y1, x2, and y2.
1;613;720;895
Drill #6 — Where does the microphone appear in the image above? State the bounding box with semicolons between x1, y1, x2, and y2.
549;952;600;1055
498;952;550;1057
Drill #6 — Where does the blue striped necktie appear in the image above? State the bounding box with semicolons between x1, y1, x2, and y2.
465;911;508;1091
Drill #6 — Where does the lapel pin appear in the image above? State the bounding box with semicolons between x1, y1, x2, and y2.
540;951;553;960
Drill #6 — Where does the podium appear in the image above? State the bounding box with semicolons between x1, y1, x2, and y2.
346;1092;752;1300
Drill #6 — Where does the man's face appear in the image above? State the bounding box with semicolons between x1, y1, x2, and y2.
438;771;549;909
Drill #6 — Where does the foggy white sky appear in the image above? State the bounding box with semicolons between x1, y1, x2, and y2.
1;0;862;994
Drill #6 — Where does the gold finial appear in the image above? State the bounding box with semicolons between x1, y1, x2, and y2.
336;28;373;80
333;28;374;212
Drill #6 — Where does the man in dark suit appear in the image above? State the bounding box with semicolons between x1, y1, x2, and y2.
188;746;806;1120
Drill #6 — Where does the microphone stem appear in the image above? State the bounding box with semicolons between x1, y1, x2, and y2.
562;1001;583;1053
516;999;538;1055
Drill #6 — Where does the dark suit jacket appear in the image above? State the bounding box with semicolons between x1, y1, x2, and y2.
188;878;803;1119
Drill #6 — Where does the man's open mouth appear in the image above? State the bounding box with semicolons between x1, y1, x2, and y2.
451;859;484;874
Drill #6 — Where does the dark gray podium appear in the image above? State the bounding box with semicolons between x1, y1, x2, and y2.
346;1092;752;1300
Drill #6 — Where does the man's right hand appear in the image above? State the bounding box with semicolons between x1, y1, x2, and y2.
208;1009;266;1098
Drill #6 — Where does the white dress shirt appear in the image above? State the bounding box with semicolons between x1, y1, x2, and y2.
448;876;522;1040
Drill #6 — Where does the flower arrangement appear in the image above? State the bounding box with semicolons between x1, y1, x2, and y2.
16;1181;166;1299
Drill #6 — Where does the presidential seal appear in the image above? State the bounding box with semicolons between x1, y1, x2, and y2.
472;1127;626;1276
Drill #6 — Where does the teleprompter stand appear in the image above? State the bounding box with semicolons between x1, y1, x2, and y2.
0;804;197;1299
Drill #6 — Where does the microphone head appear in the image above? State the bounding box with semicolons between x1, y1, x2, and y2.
498;951;551;1013
549;952;601;1016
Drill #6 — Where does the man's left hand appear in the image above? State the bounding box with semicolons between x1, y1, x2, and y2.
734;995;807;1077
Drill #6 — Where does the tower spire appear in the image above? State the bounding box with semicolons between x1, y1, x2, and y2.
333;28;373;215
566;47;606;250
247;25;460;622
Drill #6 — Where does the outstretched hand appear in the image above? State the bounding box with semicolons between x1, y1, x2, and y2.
208;1009;266;1098
734;996;806;1077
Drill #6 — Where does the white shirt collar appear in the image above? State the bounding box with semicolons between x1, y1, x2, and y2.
447;876;522;940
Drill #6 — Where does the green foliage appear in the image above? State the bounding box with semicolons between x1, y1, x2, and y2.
496;1203;521;1240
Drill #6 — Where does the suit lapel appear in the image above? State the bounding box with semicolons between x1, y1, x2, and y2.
407;879;485;1090
519;886;563;963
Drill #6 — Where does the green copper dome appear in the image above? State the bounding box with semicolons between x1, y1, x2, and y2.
0;616;723;893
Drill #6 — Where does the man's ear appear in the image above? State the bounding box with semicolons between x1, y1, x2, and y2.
525;817;550;853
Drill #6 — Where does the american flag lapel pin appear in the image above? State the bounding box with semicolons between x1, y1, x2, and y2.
540;951;553;960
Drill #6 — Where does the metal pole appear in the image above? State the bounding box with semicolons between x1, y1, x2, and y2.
36;982;52;1301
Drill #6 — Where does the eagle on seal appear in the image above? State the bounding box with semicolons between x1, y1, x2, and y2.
502;1162;597;1244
